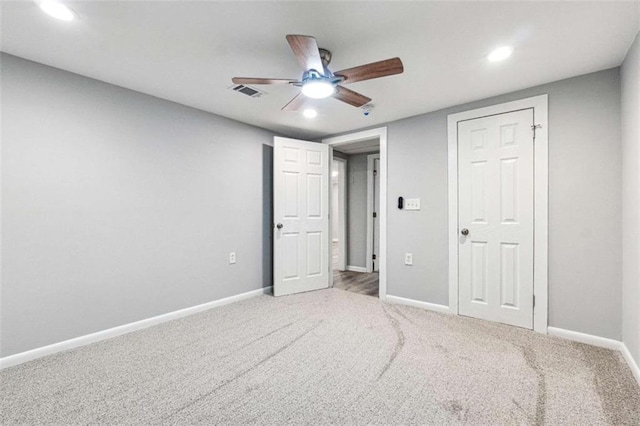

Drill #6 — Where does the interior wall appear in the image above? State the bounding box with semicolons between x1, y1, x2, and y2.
622;31;640;365
326;67;623;340
392;68;623;339
346;151;378;269
1;54;275;357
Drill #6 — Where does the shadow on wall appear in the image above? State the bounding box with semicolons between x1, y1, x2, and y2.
263;144;274;288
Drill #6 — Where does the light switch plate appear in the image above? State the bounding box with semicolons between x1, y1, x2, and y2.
229;252;236;264
405;253;413;265
405;198;421;210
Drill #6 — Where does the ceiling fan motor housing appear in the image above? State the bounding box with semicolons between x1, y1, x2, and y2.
319;48;332;67
301;67;344;86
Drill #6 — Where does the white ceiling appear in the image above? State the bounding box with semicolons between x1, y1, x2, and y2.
2;1;639;140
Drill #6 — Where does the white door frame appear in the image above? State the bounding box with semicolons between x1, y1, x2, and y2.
447;95;548;333
366;153;380;273
333;157;347;271
322;127;388;301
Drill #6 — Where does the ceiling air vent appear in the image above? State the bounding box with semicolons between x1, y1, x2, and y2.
229;84;265;98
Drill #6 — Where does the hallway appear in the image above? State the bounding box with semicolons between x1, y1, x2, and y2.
332;242;379;297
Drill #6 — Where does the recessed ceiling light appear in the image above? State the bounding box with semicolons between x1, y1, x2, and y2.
487;46;513;62
303;109;318;119
38;0;76;21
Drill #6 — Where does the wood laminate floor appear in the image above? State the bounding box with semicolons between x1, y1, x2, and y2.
332;242;379;297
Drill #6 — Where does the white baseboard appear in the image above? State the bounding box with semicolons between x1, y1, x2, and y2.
386;295;451;314
547;327;621;350
621;342;640;385
548;326;640;386
0;286;273;370
346;265;368;273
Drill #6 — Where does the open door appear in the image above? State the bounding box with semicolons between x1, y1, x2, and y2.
273;137;330;297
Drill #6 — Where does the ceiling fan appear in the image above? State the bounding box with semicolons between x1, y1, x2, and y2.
232;35;404;111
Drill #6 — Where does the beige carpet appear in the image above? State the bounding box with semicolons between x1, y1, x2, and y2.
2;288;639;425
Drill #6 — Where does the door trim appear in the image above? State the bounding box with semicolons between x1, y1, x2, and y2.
366;153;380;273
333;157;347;272
447;95;548;333
322;127;388;301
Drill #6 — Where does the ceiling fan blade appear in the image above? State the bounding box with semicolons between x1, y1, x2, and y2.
334;57;404;84
332;85;371;107
281;93;308;111
286;35;325;75
232;77;299;85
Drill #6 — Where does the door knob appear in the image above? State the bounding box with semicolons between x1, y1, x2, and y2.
276;223;283;229
461;228;469;236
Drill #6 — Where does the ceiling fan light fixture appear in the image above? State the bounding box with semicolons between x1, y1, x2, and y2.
301;80;335;99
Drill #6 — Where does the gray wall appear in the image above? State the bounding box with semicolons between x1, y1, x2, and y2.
325;68;622;340
386;67;622;339
346;152;378;268
1;51;630;358
622;31;640;366
1;54;274;357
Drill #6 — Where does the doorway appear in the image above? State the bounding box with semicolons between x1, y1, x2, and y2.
323;128;388;300
447;95;548;333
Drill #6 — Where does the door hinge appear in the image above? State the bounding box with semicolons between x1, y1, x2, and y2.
533;295;536;308
373;212;377;218
372;254;377;260
531;124;542;140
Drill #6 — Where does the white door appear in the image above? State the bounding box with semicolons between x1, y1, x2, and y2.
458;109;534;329
373;158;380;272
274;137;329;297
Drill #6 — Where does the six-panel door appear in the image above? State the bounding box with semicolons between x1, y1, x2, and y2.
458;109;535;329
274;137;329;297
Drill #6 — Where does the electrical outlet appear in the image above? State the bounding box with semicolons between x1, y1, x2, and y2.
229;252;236;264
405;198;421;211
405;253;413;266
